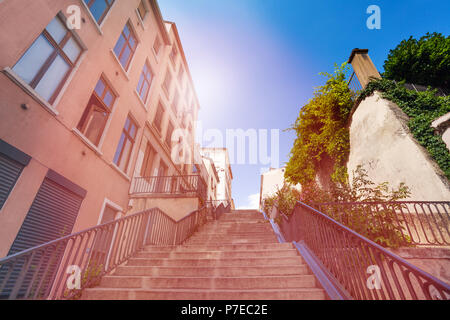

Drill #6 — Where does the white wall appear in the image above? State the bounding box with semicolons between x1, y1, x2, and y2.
348;92;450;201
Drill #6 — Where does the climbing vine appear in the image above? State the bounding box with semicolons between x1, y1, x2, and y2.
285;63;354;186
359;78;450;180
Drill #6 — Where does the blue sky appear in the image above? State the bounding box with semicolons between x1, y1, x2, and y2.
158;0;450;209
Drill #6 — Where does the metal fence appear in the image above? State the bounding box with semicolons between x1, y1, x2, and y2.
131;175;207;201
0;206;210;300
348;71;363;94
277;202;450;300
315;202;450;246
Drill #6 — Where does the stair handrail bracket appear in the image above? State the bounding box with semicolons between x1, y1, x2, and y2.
0;206;210;300
279;201;450;300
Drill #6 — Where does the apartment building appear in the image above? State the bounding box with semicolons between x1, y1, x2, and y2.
201;155;220;202
259;167;301;211
200;148;233;206
0;0;203;257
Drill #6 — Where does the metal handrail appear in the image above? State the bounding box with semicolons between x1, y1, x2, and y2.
131;174;207;201
316;201;450;246
0;205;210;300
278;201;450;300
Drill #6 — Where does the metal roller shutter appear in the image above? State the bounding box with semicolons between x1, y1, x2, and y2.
1;174;85;298
0;154;25;210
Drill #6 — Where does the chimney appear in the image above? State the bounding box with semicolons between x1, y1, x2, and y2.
348;48;381;88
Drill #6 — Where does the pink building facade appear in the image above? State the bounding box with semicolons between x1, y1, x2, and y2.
0;0;203;257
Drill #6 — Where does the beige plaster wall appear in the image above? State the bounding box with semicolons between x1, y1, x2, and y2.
348;92;450;201
129;196;199;221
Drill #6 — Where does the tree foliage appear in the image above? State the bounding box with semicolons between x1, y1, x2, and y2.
285;63;354;185
300;165;412;248
383;32;450;90
262;184;301;217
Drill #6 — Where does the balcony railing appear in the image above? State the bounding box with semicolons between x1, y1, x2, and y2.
131;174;207;201
315;202;450;246
348;71;363;96
276;201;450;300
0;206;210;300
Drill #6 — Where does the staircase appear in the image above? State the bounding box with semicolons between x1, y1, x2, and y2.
83;210;326;300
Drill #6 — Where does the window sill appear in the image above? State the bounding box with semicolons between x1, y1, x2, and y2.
134;89;149;112
109;162;131;182
79;0;104;35
2;67;59;116
72;128;104;156
110;49;130;81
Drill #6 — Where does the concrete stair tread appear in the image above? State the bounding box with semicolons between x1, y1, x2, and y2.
142;243;294;251
114;265;311;277
137;249;298;255
86;287;324;293
83;287;326;300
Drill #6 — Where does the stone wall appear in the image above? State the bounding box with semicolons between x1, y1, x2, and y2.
347;92;450;201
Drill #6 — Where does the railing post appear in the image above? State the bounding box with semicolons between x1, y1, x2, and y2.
173;224;178;245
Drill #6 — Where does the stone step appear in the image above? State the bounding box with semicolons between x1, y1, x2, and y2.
220;213;265;219
188;235;278;241
143;243;293;251
200;224;273;230
113;265;310;277
99;275;318;289
83;287;326;300
126;256;304;267
195;231;274;237
219;218;266;222
186;239;278;245
135;249;299;259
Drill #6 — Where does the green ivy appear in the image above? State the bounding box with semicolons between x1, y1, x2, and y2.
360;78;450;180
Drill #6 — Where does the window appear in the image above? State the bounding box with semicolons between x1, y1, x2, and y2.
113;22;137;70
137;0;148;21
162;70;172;96
193;164;199;173
77;77;116;146
141;142;156;177
153;37;162;56
165;122;174;150
169;44;178;66
153;103;164;133
113;116;138;172
12;15;82;104
84;0;114;25
171;90;179;114
136;62;153;102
